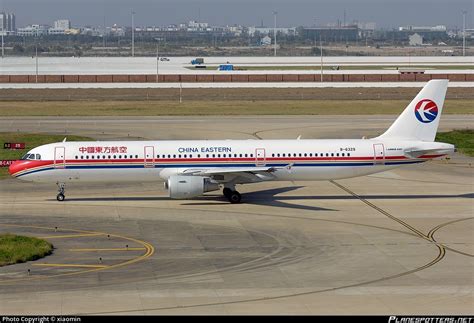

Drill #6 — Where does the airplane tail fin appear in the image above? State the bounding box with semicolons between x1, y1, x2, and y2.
376;79;448;142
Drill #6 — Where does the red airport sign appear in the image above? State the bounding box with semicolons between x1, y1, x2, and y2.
3;143;26;149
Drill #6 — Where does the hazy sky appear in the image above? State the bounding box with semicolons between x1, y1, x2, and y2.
1;0;472;29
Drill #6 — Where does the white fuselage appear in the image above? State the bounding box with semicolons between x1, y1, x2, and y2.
10;138;452;184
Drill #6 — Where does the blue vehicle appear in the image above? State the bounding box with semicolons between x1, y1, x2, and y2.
218;64;234;71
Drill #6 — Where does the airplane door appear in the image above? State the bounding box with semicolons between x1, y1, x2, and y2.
255;148;266;166
373;144;385;165
144;146;155;168
54;146;65;168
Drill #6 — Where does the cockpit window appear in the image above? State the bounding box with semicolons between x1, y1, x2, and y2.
20;153;38;160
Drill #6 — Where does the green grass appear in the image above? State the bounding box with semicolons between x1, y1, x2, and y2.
436;130;474;157
0;99;472;116
0;132;93;179
0;234;53;267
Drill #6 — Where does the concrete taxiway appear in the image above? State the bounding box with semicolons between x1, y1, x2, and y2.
0;116;472;314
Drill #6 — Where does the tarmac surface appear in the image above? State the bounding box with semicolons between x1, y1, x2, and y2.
1;56;473;75
0;116;472;314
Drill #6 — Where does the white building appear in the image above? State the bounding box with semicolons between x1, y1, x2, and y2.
399;25;446;32
17;24;49;36
0;12;16;35
260;35;272;46
54;19;71;30
409;33;423;46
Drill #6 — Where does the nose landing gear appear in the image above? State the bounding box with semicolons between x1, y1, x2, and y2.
56;182;66;201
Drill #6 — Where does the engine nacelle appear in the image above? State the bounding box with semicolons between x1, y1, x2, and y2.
166;175;219;199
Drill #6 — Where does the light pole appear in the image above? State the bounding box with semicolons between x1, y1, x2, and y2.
273;10;277;56
462;10;467;57
131;10;135;57
320;34;323;82
1;13;4;58
35;42;38;83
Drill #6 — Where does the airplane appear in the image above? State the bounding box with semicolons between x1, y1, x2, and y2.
8;80;454;204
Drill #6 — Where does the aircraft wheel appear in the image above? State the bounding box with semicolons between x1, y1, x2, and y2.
223;187;233;198
228;191;241;204
56;193;65;202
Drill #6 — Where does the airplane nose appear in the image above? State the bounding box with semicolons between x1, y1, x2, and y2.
8;160;22;177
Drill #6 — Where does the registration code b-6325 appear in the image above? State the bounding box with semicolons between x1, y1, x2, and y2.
339;147;355;152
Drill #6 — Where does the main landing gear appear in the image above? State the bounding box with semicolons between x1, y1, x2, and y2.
223;187;241;204
56;182;66;201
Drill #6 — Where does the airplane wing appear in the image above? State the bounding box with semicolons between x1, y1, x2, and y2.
180;165;293;183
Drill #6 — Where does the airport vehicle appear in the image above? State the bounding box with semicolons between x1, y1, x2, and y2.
9;80;454;203
218;64;234;71
191;58;204;65
160;57;170;61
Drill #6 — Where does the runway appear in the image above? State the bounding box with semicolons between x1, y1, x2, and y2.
0;116;472;314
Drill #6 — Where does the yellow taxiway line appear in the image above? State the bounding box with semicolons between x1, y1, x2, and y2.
32;263;108;269
69;247;147;252
38;233;104;239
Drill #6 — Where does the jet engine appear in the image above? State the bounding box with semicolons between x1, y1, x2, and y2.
165;175;219;199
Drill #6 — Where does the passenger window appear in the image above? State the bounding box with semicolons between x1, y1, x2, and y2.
198;154;201;158
36;154;41;160
75;156;78;159
244;154;248;157
342;153;345;157
212;154;215;158
81;156;84;159
299;153;302;157
337;153;339;157
190;154;193;158
326;153;329;157
86;155;89;159
217;154;221;158
239;154;242;157
348;153;351;157
331;153;334;157
103;155;106;159
304;153;307;157
113;155;116;159
183;154;186;158
206;154;209;158
92;156;95;159
272;153;275;157
309;153;312;157
277;153;280;157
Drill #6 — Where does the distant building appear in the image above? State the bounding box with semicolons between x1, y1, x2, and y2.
399;25;446;32
409;33;423;46
17;24;49;36
53;19;71;30
260;35;272;46
248;26;296;36
0;12;16;35
48;19;72;35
